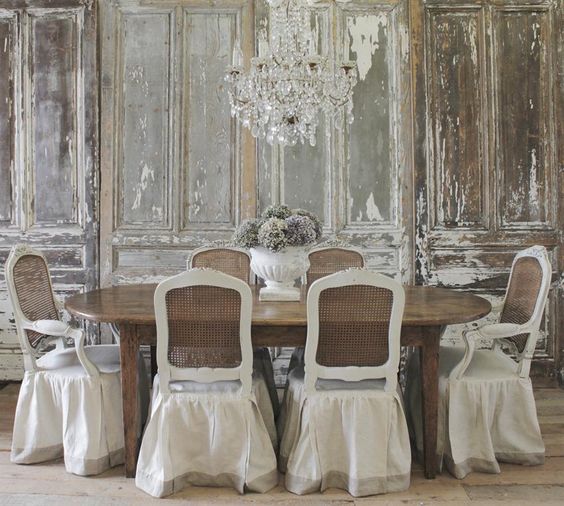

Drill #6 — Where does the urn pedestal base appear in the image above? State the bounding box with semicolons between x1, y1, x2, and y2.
250;246;310;302
259;284;301;301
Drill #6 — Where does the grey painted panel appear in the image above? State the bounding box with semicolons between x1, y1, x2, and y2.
183;11;236;228
119;11;172;228
345;10;391;225
0;14;16;224
280;7;331;226
30;12;79;225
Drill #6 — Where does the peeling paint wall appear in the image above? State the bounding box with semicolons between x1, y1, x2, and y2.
0;0;561;381
414;0;562;380
0;0;98;380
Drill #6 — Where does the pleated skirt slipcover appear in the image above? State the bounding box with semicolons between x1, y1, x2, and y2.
405;346;545;479
278;366;411;497
135;372;278;498
11;345;127;476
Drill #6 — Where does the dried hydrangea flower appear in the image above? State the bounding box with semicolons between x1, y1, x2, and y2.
232;219;260;248
258;218;288;252
262;204;292;220
292;208;322;239
285;215;317;246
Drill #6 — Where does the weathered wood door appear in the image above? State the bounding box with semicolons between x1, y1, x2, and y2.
256;0;413;283
101;0;413;286
0;0;98;378
99;0;256;285
411;0;563;381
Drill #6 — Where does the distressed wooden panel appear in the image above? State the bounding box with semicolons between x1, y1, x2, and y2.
116;248;188;270
0;2;98;379
117;10;173;229
0;13;17;225
494;7;553;228
279;6;331;226
427;7;485;229
182;10;237;230
257;2;331;227
29;10;80;225
344;6;393;226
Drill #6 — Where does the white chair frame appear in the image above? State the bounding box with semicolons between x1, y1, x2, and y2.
303;269;405;394
187;246;254;284
450;245;551;380
303;245;365;285
5;244;100;378
154;268;254;396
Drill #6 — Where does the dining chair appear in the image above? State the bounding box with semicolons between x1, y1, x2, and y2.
278;269;411;496
5;244;149;476
405;245;551;479
135;269;278;498
188;246;279;416
305;246;365;285
288;246;366;372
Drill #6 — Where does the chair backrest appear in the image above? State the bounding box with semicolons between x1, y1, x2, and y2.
499;245;551;356
5;245;60;363
304;269;405;394
306;246;365;285
154;269;253;395
189;247;252;283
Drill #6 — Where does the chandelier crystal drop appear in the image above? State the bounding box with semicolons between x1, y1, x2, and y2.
225;0;358;147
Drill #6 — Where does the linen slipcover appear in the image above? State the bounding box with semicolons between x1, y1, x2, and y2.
405;346;545;479
278;366;411;497
135;372;278;497
11;345;141;476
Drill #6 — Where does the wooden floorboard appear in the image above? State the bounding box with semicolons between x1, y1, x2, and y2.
0;384;562;504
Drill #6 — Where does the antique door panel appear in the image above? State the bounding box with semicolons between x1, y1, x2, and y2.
100;0;255;286
412;0;561;379
0;1;98;379
257;0;413;282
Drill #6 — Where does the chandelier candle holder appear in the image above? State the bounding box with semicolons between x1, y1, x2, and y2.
225;0;357;147
232;205;322;301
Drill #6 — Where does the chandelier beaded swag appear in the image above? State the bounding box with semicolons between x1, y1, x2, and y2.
225;0;358;147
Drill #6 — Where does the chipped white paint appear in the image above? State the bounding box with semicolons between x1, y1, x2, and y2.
528;147;540;213
347;13;387;81
365;192;384;221
131;163;155;210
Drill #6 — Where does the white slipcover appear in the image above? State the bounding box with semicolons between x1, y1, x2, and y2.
135;373;279;498
405;346;545;479
11;345;125;476
278;366;411;496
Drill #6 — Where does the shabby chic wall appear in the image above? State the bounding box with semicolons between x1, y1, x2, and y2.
0;0;562;382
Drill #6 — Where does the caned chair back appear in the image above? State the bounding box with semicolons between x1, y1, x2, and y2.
306;246;365;285
189;247;252;283
154;269;253;395
5;245;60;360
499;246;551;355
304;269;405;394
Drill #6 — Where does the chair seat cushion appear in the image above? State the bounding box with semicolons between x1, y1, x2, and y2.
37;344;121;375
439;346;518;380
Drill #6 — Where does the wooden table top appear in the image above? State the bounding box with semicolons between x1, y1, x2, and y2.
65;283;491;327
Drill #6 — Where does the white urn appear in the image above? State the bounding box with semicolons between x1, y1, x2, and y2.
250;246;310;301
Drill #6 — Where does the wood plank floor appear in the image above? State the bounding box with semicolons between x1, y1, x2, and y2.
0;383;562;505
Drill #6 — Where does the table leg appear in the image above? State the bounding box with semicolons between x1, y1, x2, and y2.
119;323;139;478
150;345;157;381
419;325;443;479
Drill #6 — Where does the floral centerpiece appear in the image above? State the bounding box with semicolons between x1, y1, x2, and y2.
233;205;322;301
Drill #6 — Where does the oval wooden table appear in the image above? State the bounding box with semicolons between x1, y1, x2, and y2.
66;284;491;480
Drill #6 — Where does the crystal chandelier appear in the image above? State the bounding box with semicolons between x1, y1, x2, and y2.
225;0;357;147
